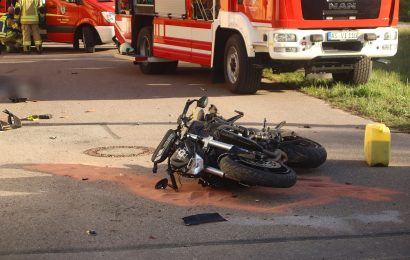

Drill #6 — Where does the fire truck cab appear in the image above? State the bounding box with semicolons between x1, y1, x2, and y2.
0;0;115;52
114;0;399;94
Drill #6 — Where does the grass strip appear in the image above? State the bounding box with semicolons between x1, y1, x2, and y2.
264;28;410;132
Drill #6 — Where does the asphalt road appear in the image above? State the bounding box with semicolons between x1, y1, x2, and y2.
0;45;409;260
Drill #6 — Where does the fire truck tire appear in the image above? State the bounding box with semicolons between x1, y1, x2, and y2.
137;26;165;74
224;34;261;94
82;26;96;53
163;61;179;74
73;37;80;50
333;57;372;85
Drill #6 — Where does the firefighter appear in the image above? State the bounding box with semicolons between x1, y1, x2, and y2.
0;6;22;53
18;0;44;54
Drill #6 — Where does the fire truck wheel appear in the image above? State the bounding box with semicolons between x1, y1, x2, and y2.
137;26;165;74
333;57;372;85
163;61;178;74
73;37;80;50
82;26;96;53
224;34;261;94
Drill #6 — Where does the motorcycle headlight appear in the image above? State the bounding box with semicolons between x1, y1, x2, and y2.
101;11;115;24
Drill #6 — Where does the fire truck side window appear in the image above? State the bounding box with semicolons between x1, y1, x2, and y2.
192;0;214;20
136;0;153;4
119;0;132;14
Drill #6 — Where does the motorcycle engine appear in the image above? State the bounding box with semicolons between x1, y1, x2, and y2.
170;141;204;176
170;147;192;169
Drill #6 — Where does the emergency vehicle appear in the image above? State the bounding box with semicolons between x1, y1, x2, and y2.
0;0;115;52
114;0;399;94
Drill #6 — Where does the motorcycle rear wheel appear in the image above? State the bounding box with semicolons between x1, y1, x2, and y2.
279;136;327;168
219;155;297;188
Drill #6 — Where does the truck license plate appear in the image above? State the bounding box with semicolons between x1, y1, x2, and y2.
327;31;358;41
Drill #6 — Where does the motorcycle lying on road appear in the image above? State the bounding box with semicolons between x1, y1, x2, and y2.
151;96;298;190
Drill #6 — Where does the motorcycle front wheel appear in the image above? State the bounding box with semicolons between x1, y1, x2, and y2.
219;155;297;188
279;136;327;168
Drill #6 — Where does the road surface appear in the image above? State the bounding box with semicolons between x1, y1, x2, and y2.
0;45;409;259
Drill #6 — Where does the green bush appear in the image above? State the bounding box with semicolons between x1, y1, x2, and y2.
401;0;410;22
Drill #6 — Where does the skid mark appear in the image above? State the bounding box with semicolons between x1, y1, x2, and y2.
26;164;401;214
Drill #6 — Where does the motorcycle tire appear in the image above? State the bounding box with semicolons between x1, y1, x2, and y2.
219;155;297;188
151;129;177;164
278;136;327;168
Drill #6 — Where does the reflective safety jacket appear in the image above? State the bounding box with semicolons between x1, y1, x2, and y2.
19;0;41;24
0;14;19;41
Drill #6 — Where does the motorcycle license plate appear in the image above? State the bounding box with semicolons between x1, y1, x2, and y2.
327;31;358;41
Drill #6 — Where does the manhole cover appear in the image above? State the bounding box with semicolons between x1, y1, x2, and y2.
84;146;154;158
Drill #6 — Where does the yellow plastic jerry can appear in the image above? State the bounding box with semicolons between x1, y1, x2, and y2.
364;123;391;167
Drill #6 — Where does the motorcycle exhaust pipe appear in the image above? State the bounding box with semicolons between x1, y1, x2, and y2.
204;167;224;178
204;167;239;182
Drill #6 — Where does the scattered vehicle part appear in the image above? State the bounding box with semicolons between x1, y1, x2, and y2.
3;109;22;129
9;98;27;103
182;213;227;226
23;114;53;121
86;230;97;236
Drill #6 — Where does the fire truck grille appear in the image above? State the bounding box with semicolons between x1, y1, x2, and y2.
301;0;381;20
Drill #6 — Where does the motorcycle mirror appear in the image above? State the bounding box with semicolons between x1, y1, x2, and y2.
155;178;169;189
197;96;208;108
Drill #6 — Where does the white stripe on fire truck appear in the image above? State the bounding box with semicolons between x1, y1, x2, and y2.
164;25;212;43
154;43;212;55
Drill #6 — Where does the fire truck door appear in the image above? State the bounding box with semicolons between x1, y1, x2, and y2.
114;0;132;44
153;0;213;66
0;0;7;15
45;0;79;43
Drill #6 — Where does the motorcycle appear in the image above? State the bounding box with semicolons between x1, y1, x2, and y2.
151;96;297;190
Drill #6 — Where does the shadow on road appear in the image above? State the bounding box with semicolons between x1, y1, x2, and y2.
0;45;315;102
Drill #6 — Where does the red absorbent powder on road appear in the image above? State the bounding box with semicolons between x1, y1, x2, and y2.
26;164;402;214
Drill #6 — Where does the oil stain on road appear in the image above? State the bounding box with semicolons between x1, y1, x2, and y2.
27;164;402;214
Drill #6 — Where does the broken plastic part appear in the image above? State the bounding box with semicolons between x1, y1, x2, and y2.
182;213;227;226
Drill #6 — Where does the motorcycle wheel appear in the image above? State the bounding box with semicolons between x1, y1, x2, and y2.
279;136;327;168
219;155;297;188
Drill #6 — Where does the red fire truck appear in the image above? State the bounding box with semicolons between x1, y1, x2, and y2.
0;0;115;52
114;0;399;94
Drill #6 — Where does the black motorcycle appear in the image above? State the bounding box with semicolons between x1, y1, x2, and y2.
151;96;297;190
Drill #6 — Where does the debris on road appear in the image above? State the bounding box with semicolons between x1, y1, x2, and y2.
182;213;227;226
86;230;97;236
9;97;28;103
23;114;53;121
49;136;57;140
2;110;22;129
